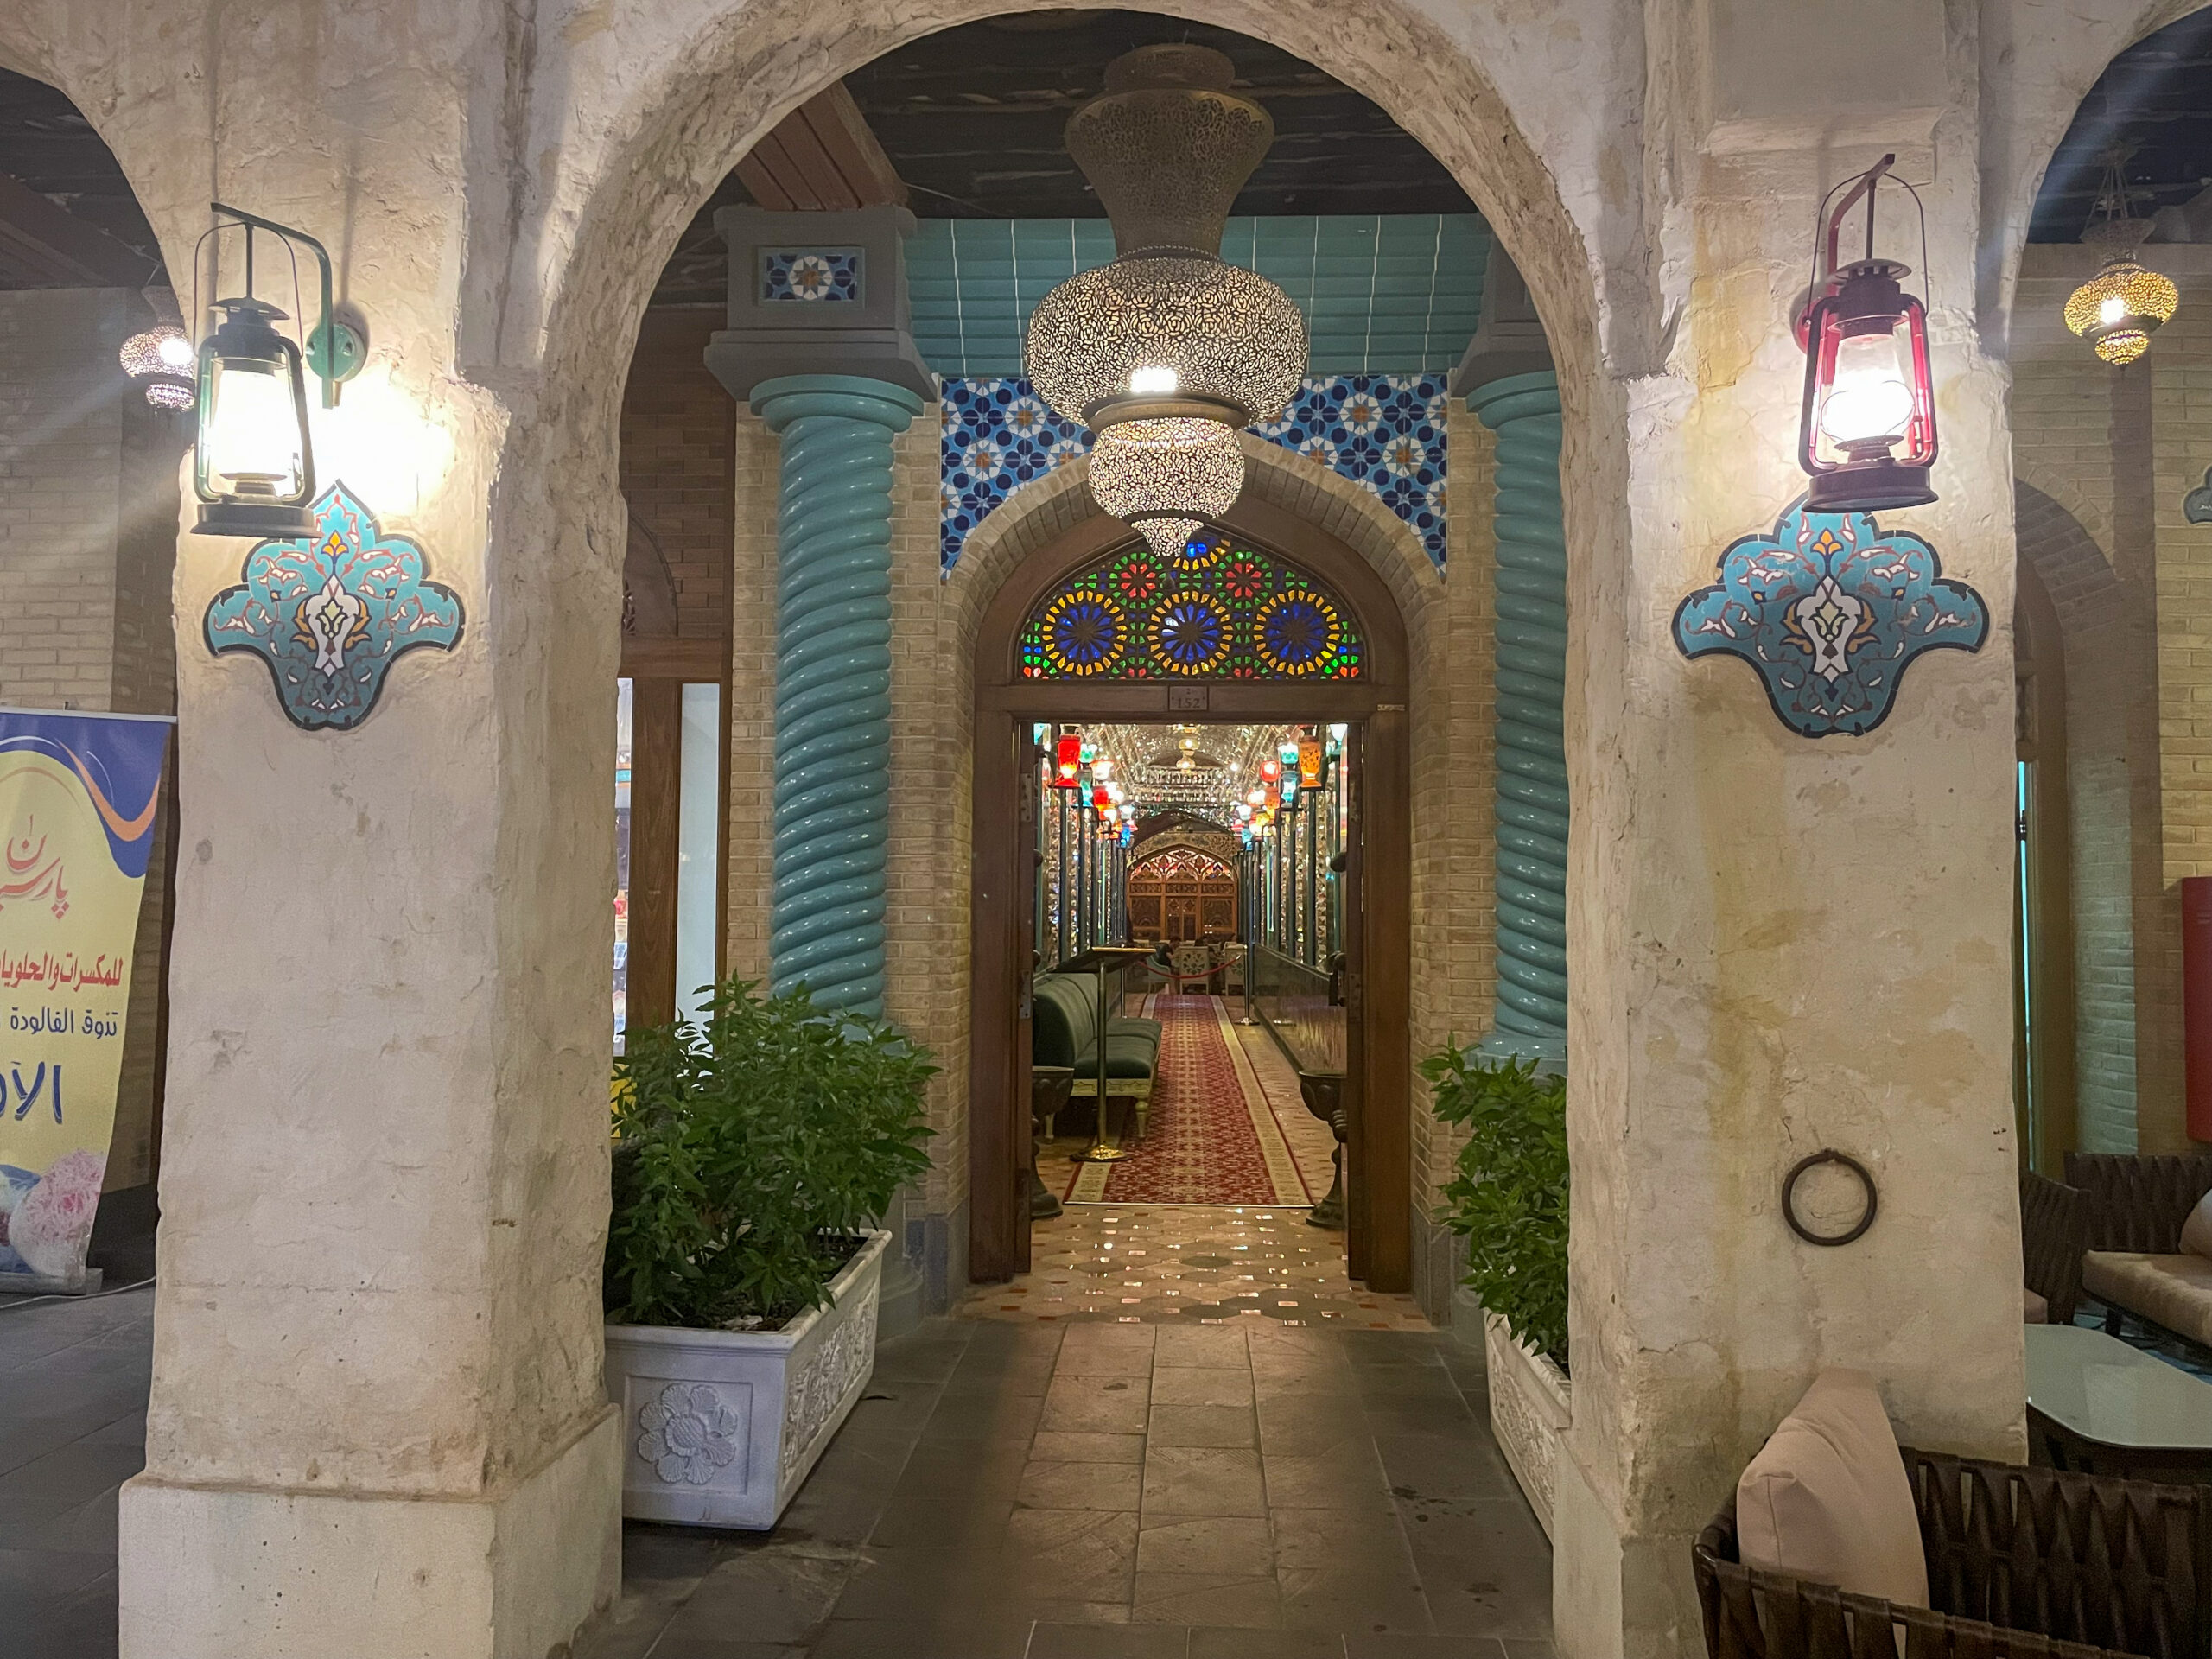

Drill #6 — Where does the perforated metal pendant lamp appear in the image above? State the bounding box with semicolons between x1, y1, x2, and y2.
1089;419;1245;559
1024;44;1308;549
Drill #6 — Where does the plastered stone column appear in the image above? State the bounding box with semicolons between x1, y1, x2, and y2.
1551;11;2026;1652
98;16;623;1657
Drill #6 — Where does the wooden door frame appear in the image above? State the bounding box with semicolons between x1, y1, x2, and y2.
968;498;1413;1290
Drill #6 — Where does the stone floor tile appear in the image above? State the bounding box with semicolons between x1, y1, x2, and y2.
1143;1446;1268;1516
1151;1367;1255;1408
1342;1638;1509;1659
1020;1459;1145;1510
1372;1434;1518;1503
1005;1508;1143;1603
652;1548;853;1648
893;1437;1029;1499
1137;1514;1275;1576
1262;1443;1391;1510
920;1389;1046;1443
1148;1403;1257;1449
1399;1499;1554;1638
829;1546;1002;1621
1028;1621;1195;1658
1270;1504;1413;1570
1502;1639;1558;1659
1277;1573;1433;1635
1189;1627;1345;1659
809;1610;1036;1658
1031;1430;1148;1464
1045;1374;1153;1434
1154;1325;1253;1368
1132;1570;1282;1628
868;1489;1017;1548
1252;1365;1363;1402
1256;1394;1370;1451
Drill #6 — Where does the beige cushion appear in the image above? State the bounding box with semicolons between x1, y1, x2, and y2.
1737;1368;1929;1609
2082;1249;2212;1346
2182;1190;2212;1262
2023;1286;2048;1324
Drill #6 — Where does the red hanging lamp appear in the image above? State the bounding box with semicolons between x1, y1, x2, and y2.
1796;154;1938;513
1054;730;1083;788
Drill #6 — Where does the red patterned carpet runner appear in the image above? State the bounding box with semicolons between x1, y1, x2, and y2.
1063;995;1312;1205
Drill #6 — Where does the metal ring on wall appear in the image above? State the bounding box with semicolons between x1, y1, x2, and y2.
1782;1149;1878;1246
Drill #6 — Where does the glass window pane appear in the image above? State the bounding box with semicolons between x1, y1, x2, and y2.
614;678;632;1053
676;683;722;1026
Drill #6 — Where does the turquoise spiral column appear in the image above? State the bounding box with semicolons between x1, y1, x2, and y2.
752;375;924;1016
1467;371;1568;1063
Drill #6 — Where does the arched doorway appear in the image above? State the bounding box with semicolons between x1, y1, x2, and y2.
969;497;1411;1288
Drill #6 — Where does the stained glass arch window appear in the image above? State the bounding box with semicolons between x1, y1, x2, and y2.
1019;531;1364;681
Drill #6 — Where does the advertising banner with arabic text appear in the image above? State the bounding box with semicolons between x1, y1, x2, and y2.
0;708;170;1288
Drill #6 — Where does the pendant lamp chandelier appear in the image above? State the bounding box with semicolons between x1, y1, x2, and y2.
2065;149;2179;367
1025;45;1308;559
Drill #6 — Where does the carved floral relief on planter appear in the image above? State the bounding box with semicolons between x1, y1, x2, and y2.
1672;501;1987;738
204;482;465;733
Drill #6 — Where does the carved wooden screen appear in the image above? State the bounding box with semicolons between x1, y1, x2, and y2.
1127;849;1237;944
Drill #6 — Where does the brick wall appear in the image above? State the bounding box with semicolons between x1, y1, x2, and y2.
2010;245;2212;1154
0;286;183;1190
619;310;735;640
1408;406;1499;1318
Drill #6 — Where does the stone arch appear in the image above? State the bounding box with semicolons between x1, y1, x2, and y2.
2013;479;2156;1157
947;434;1440;667
2013;465;2120;582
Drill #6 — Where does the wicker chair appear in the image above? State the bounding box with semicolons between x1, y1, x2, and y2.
2064;1154;2212;1256
2020;1170;2089;1326
1695;1448;2212;1659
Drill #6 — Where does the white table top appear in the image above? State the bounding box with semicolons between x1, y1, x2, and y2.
2024;1323;2212;1450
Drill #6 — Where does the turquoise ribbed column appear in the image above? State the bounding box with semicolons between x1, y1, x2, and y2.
751;374;925;1017
1468;371;1568;1063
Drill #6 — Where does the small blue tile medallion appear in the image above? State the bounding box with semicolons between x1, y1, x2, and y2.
760;250;861;303
1673;501;1987;738
205;482;466;732
938;373;1451;574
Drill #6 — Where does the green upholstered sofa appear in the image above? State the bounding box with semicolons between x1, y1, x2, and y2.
1033;972;1162;1141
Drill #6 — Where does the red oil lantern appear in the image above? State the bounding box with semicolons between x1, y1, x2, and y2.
1796;154;1937;512
1054;731;1082;788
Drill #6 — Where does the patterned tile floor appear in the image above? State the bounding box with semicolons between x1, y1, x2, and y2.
1000;1002;1424;1328
956;1207;1430;1330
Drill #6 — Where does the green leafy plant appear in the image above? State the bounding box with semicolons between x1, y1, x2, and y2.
607;980;936;1330
1421;1046;1568;1371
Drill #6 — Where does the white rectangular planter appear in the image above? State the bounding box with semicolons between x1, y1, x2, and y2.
1484;1313;1571;1541
604;1229;888;1530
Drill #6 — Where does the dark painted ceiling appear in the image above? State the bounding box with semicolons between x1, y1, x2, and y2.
2029;6;2212;243
653;9;1472;306
9;8;2212;290
0;66;162;283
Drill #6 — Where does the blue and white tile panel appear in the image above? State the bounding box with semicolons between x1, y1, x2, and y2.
761;250;861;302
940;373;1451;575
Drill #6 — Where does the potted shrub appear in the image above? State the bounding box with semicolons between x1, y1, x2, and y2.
1423;1045;1570;1537
603;980;934;1529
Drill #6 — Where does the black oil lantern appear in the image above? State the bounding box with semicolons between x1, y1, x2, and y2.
1796;155;1938;512
190;206;365;538
194;294;315;537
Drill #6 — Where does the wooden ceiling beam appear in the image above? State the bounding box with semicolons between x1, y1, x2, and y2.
735;83;907;213
0;171;154;288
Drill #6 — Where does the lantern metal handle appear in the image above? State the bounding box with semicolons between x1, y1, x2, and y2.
205;203;365;408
